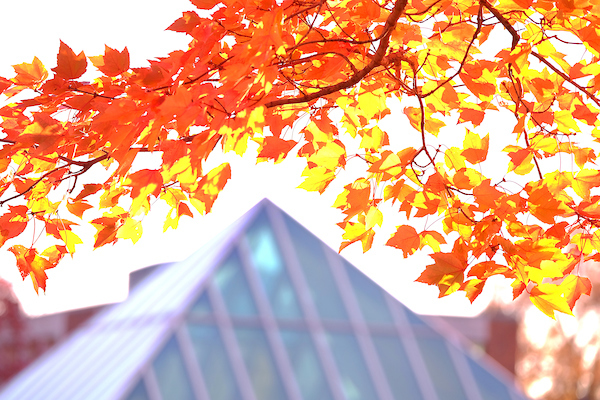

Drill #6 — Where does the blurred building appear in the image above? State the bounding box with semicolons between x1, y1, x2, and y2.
0;199;527;399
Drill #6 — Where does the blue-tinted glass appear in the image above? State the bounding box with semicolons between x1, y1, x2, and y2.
188;292;212;318
123;380;149;400
344;262;394;324
466;356;512;400
246;212;302;319
187;324;243;400
326;331;378;400
213;251;258;317
235;327;287;400
152;336;195;400
280;330;335;400
282;214;348;321
416;336;466;400
372;335;424;400
402;308;439;335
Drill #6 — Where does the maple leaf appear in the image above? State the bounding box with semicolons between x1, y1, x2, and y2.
530;283;573;319
386;225;420;257
52;41;87;79
561;275;592;310
417;252;467;297
8;245;55;293
12;56;47;86
90;45;130;76
257;136;297;163
1;0;600;317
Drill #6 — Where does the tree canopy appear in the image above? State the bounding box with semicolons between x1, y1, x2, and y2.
0;0;599;317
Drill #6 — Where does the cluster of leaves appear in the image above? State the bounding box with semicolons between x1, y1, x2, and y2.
1;0;600;317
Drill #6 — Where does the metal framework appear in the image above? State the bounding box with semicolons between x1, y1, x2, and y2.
0;199;529;400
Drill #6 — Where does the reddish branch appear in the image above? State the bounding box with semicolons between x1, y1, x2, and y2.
0;154;109;206
265;0;408;108
480;0;519;50
531;52;600;108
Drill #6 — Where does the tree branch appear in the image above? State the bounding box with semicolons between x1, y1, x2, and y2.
532;51;600;108
480;0;519;50
265;0;408;108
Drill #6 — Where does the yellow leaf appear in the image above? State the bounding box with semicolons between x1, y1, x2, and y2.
298;166;335;193
365;207;383;230
59;230;83;254
530;283;573;319
116;218;143;244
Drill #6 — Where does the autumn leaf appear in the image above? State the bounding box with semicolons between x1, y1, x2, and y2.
52;41;87;79
90;45;130;76
1;0;600;316
461;130;489;164
12;56;47;86
386;225;420;257
561;275;591;310
257;136;297;163
417;252;467;297
8;245;55;293
191;0;221;9
530;283;573;319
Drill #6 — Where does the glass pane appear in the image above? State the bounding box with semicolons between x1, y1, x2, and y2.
326;331;378;400
188;292;212;318
466;356;512;400
416;336;466;400
282;214;348;321
280;330;335;400
235;327;287;400
123;380;149;400
152;336;195;400
246;212;302;319
344;262;394;324
187;324;243;400
213;251;258;317
372;335;423;400
402;308;439;336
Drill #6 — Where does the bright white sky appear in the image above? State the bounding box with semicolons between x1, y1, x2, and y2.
0;0;512;317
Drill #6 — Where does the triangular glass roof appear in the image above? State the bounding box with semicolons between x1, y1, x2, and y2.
0;199;529;400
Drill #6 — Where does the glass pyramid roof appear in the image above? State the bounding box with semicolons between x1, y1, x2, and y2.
0;199;529;400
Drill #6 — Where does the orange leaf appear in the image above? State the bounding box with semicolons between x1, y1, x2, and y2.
386;225;420;257
0;206;29;247
12;56;48;86
52;41;87;79
89;45;130;76
257;136;297;163
74;183;103;202
461;279;485;303
561;275;591;310
8;245;55;293
0;77;11;94
66;200;94;218
167;11;202;33
530;283;573;319
417;252;466;297
191;0;220;9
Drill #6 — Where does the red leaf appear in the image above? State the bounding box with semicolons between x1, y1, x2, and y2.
52;41;87;79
